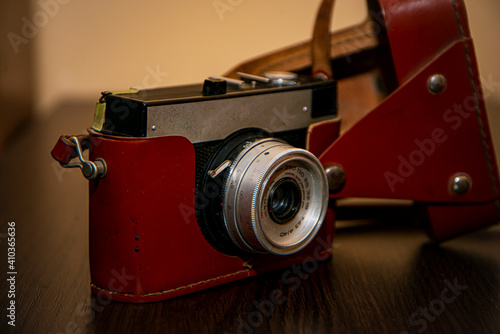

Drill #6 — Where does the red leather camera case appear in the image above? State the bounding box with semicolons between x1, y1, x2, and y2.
320;0;500;240
85;130;335;303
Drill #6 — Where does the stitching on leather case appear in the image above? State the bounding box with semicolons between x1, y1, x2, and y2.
91;269;251;298
91;248;331;299
451;0;500;207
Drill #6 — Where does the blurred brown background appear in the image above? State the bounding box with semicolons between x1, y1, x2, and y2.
1;0;499;157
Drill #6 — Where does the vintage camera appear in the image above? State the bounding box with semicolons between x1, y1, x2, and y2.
96;72;338;258
52;0;500;302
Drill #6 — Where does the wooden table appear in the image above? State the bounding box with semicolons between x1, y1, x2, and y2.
1;104;499;334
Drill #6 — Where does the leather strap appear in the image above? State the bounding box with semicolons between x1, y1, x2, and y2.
223;3;385;135
312;0;335;79
224;19;379;78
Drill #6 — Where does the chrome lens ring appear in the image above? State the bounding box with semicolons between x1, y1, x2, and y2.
222;139;284;251
223;138;328;255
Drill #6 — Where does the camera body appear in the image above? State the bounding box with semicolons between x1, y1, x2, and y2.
82;74;338;302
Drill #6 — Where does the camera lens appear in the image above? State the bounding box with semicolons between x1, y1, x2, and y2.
268;178;301;225
222;138;329;255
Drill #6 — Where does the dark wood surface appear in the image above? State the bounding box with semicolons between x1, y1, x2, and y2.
1;103;499;334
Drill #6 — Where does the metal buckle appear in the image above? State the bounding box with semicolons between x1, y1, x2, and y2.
61;136;107;180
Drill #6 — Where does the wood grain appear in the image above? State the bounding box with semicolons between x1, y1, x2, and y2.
1;104;499;334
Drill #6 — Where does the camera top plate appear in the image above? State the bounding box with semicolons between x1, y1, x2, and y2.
92;74;337;143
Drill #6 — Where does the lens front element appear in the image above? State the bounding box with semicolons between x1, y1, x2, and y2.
268;177;302;225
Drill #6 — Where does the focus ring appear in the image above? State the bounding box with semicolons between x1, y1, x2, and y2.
223;138;328;255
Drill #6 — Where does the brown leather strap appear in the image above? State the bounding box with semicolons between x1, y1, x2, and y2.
312;0;335;79
224;19;379;78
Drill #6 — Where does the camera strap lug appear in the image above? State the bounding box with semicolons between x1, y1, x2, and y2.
53;135;107;180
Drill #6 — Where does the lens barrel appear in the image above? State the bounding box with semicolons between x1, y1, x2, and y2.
222;138;328;255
